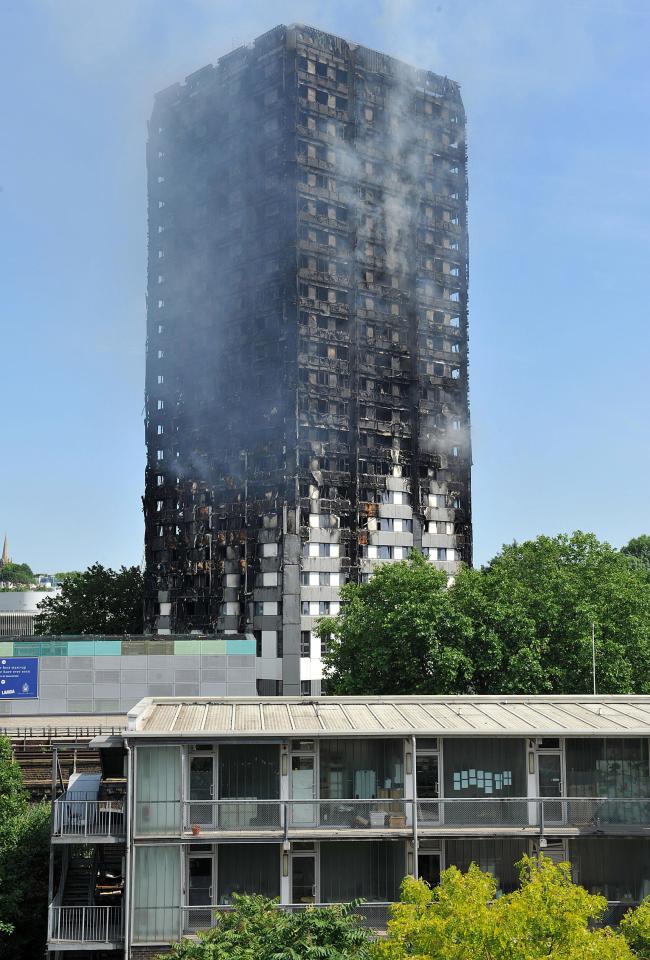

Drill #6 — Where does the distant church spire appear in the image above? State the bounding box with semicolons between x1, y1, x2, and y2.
1;533;9;567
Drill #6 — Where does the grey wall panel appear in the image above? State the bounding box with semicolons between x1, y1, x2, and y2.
120;668;147;683
66;700;94;713
41;656;66;668
95;699;121;712
95;670;121;684
201;669;227;682
226;655;254;669
70;657;93;669
39;669;68;683
173;683;200;696
94;684;121;698
68;670;93;684
175;670;200;683
149;668;174;682
199;682;228;696
67;684;94;698
226;683;256;696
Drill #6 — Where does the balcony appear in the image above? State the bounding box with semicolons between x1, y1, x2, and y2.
48;905;123;949
134;797;650;838
416;798;650;835
52;799;125;842
184;799;409;836
183;902;391;933
132;902;391;943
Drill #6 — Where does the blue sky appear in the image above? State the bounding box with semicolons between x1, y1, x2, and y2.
1;0;649;572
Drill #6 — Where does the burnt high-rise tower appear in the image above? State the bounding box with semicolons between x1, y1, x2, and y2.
143;24;472;694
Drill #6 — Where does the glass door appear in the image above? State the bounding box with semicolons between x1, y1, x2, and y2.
291;754;317;825
187;853;213;931
292;853;317;905
418;851;441;887
538;751;564;824
416;753;439;823
189;755;214;827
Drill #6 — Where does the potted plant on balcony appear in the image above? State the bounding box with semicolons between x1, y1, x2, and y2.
191;824;201;836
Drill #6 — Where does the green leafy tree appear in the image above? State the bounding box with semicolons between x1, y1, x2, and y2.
620;898;650;959
0;737;51;958
321;533;650;696
161;893;373;959
318;551;473;695
35;562;144;634
453;532;650;694
376;856;634;960
0;562;34;586
621;536;650;576
54;570;82;582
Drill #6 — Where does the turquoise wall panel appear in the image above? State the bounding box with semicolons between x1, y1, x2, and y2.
93;641;122;656
67;641;96;656
226;638;256;655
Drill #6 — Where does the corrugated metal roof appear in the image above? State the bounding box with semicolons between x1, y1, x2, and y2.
129;696;650;737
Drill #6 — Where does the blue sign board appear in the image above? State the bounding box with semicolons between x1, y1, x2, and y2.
0;658;39;699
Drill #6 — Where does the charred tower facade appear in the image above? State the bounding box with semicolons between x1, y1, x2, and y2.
144;25;472;694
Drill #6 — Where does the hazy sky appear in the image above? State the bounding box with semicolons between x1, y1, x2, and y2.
2;0;649;572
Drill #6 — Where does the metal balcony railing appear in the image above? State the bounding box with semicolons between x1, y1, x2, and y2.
416;797;650;829
181;799;409;834
52;799;125;839
134;797;650;837
182;902;391;934
48;905;123;944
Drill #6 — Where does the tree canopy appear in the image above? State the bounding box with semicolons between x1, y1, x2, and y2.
161;894;373;960
320;532;650;696
35;562;144;634
319;551;473;695
620;899;650;959
378;856;638;960
0;562;34;586
0;737;50;959
159;862;650;960
621;535;650;576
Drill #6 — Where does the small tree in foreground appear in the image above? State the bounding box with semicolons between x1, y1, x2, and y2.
376;856;635;960
161;894;373;960
0;737;51;959
620;898;650;959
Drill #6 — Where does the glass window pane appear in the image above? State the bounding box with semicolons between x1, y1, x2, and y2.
133;845;180;941
136;746;181;835
445;838;527;894
217;844;280;904
319;739;404;799
320;841;404;902
218;744;279;799
566;739;650;798
570;838;650;902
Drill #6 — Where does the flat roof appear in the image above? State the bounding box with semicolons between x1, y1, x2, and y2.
127;696;650;738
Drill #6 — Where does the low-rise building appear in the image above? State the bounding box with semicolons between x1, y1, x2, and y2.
0;590;58;636
47;695;650;957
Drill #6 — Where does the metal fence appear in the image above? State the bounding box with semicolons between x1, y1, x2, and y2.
48;905;123;943
180;902;392;934
183;799;409;832
53;799;125;838
133;797;650;837
417;797;650;829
